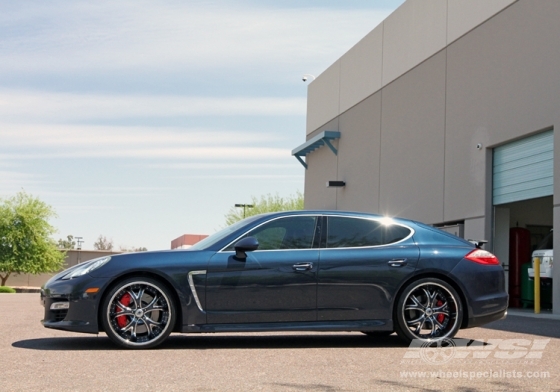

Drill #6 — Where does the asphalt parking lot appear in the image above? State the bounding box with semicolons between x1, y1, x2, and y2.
2;293;559;391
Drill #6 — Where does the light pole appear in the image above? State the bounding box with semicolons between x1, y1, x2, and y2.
75;237;83;264
235;203;254;218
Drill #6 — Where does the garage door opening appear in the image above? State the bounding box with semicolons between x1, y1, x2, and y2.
492;130;554;310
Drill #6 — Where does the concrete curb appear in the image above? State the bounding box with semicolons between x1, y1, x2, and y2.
507;309;560;321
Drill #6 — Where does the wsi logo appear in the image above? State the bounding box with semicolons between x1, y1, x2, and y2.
418;338;457;365
403;338;550;365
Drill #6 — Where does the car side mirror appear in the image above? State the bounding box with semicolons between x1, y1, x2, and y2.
234;237;259;260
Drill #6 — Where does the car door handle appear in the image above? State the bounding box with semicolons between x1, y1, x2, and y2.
293;263;313;271
388;259;407;267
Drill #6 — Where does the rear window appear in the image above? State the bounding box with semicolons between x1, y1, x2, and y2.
326;217;411;248
412;223;474;247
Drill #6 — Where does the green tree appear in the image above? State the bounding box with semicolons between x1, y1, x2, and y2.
93;235;113;251
0;192;65;286
58;234;76;249
224;191;304;226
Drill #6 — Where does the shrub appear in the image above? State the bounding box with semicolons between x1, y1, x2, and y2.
0;286;16;293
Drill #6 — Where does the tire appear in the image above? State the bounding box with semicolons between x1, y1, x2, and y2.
394;278;463;344
101;277;176;349
361;331;394;337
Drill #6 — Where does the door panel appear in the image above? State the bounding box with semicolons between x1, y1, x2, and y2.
317;216;419;321
206;250;318;323
205;215;320;324
318;245;419;321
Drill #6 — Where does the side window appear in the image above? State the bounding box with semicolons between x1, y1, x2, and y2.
226;216;317;251
327;217;410;248
251;226;286;250
384;224;412;244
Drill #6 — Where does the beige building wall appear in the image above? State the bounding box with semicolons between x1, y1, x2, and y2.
336;93;382;213
301;0;560;313
378;52;446;223
339;25;383;115
303;0;560;227
444;0;560;221
381;0;447;86
304;118;339;211
306;0;518;135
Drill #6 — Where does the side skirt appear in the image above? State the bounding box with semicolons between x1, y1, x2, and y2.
182;319;393;333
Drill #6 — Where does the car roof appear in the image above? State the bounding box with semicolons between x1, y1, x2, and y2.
251;210;413;224
251;210;474;247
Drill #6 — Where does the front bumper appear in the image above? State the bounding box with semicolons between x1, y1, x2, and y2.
41;275;110;334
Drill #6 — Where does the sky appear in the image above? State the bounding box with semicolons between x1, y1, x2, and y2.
0;0;405;251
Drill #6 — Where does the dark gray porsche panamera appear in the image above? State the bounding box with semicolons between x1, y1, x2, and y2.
41;211;508;349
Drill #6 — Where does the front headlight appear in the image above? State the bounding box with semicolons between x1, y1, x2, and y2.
61;256;111;280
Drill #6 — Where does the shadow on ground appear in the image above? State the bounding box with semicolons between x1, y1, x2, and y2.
13;332;411;351
481;315;560;339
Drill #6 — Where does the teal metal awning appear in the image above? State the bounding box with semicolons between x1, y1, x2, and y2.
291;131;340;169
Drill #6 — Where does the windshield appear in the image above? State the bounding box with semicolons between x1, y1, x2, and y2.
536;230;553;250
188;215;262;250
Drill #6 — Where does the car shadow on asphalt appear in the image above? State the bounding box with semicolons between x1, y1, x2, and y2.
13;333;414;351
480;315;560;339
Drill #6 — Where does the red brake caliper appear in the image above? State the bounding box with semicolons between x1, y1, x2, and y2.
436;300;445;323
116;293;131;328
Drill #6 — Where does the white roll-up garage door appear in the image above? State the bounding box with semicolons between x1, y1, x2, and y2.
493;130;554;205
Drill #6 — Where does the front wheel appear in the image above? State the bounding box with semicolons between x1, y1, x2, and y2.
394;278;463;343
101;277;176;349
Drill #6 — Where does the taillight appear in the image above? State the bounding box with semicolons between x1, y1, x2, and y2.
465;249;500;265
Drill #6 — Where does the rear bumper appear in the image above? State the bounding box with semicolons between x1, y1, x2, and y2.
450;259;509;329
462;290;509;328
465;305;507;328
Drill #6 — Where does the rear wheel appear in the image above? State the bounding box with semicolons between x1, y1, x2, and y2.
394;278;462;343
101;277;176;349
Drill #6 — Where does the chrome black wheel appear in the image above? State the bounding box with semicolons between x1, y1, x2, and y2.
395;278;462;343
101;278;175;349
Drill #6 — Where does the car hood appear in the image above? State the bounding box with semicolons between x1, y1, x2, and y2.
87;249;214;278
